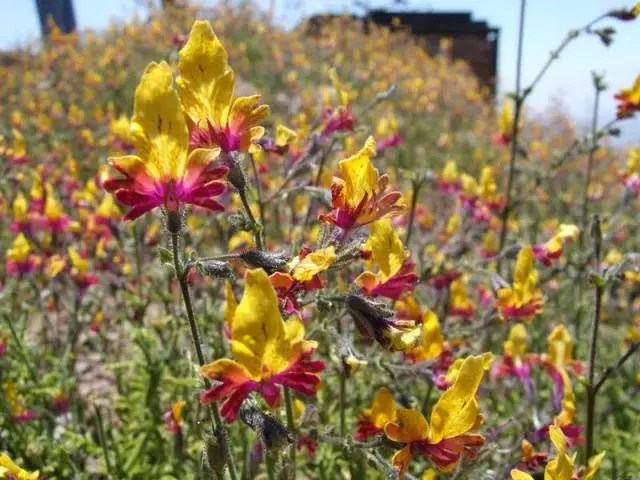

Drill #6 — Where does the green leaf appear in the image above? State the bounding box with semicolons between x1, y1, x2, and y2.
158;247;173;264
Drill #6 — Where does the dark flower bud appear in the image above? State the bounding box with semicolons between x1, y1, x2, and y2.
165;209;184;234
225;152;247;191
228;212;255;232
200;260;235;279
202;427;228;478
239;403;293;452
346;295;420;351
239;250;289;275
608;7;639;22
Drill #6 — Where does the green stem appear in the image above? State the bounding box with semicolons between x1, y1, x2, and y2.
405;180;422;245
265;451;276;480
585;215;603;461
339;364;347;437
238;188;264;250
248;152;267;242
170;232;238;480
497;0;526;262
580;83;601;231
420;381;434;416
283;387;297;472
95;407;115;477
2;313;38;384
303;138;336;228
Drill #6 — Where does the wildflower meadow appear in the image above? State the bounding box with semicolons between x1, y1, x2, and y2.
2;2;640;479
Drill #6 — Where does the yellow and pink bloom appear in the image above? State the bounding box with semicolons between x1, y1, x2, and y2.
103;61;228;221
200;269;324;422
320;137;404;231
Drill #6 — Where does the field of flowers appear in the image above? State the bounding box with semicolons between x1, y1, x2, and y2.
1;2;640;479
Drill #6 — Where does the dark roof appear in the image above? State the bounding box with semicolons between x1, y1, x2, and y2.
367;9;497;34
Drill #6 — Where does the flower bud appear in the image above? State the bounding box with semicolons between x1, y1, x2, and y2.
202;428;228;478
239;403;293;452
239;250;289;275
200;260;235;279
225;152;247;191
346;295;420;351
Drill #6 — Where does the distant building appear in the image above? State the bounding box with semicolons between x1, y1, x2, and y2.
307;10;499;96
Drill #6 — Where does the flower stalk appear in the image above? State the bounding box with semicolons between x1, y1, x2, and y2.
497;0;527;259
585;214;603;461
170;231;238;480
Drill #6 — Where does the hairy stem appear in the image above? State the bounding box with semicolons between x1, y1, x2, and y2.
238;188;265;250
339;364;347;437
170;232;238;480
585;215;602;461
581;82;602;230
283;387;297;472
498;0;527;260
248;152;267;242
405;180;423;245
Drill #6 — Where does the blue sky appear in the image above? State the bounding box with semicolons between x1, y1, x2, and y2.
2;0;639;142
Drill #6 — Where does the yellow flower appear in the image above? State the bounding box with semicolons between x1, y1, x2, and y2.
290;246;336;282
104;61;227;221
12;194;28;222
511;425;575;480
46;254;67;278
320;137;405;229
68;247;89;274
497;246;543;322
504;324;527;359
6;234;31;263
407;310;445;362
495;100;514;144
384;354;492;475
355;386;397;439
177;20;269;152
200;269;324;421
0;452;39;480
275;124;297;147
329;68;352;107
449;277;475;318
355;219;417;299
534;224;579;266
445;213;461;236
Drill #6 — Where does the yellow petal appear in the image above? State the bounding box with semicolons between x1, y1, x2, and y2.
177;20;233;127
510;470;534;480
224;281;237;329
421;310;445;359
275;124;297;147
514;246;535;287
231;269;290;377
384;407;429;443
364;219;407;279
584;451;606;480
429;353;493;443
547;325;574;368
504;324;527;357
131;61;188;179
292;246;336;282
370;386;397;428
338;136;378;208
68;247;89;273
7;234;31;262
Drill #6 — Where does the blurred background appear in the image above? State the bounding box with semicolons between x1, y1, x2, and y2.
2;0;639;143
